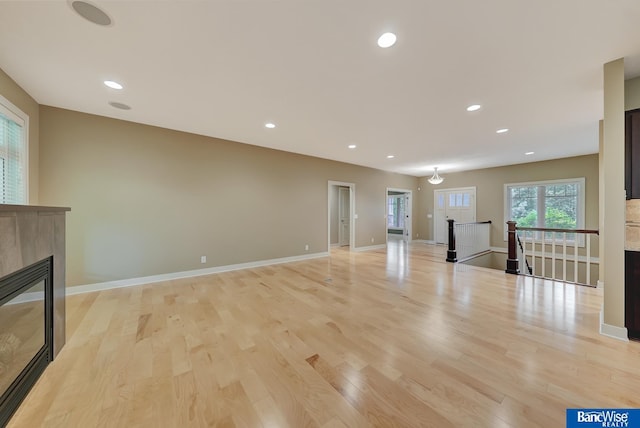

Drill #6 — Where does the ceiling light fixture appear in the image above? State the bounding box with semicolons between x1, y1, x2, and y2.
466;104;481;112
377;32;397;48
428;167;444;185
387;155;395;159
265;123;276;129
104;80;123;90
71;1;112;26
348;144;357;149
525;151;534;155
496;128;509;134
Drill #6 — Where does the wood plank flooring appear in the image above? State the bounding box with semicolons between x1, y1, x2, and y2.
7;242;640;427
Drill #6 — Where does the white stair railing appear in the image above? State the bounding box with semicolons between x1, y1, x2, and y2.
516;226;599;287
448;220;492;261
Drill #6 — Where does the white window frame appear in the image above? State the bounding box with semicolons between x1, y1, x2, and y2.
0;94;29;204
503;177;585;244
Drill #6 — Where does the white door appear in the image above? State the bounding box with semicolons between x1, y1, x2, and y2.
403;193;412;241
338;187;350;246
434;187;476;244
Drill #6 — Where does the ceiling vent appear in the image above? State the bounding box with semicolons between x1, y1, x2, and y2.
109;101;131;110
71;1;112;26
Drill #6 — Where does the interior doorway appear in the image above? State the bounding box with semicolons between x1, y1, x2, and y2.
433;187;476;244
386;188;412;243
328;181;355;250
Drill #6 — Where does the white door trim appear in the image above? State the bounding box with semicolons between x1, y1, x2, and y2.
328;181;356;251
386;188;413;243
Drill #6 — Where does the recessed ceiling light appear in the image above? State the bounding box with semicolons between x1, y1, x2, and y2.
496;128;509;134
71;1;112;26
109;101;131;110
377;32;397;48
104;80;123;90
525;151;534;155
466;104;481;112
265;123;276;129
387;155;395;159
348;144;357;149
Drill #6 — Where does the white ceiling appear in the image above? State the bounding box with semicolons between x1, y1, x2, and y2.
2;1;640;177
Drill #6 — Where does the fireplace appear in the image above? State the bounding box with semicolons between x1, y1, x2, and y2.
0;257;53;427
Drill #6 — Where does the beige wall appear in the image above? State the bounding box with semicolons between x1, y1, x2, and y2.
416;155;600;247
38;106;419;286
625;75;640;111
0;68;39;203
602;58;626;330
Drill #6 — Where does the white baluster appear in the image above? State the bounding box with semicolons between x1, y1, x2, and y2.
551;231;556;280
562;232;567;282
541;231;546;278
574;234;579;283
586;233;591;286
531;231;535;276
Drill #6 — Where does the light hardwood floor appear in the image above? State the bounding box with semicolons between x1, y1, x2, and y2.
7;242;640;427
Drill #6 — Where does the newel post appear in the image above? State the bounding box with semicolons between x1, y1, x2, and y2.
505;220;519;274
446;219;457;262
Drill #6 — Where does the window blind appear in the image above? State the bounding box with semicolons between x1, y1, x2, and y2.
0;106;26;204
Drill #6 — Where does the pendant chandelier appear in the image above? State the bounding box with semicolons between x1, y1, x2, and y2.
428;167;444;185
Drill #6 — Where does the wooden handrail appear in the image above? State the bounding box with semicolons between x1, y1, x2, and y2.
515;226;599;235
454;220;492;226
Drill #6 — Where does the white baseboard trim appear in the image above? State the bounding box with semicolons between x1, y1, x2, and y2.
599;309;629;341
600;323;629;341
490;246;508;254
67;251;329;296
353;244;387;252
412;239;434;244
597;280;604;288
330;243;340;248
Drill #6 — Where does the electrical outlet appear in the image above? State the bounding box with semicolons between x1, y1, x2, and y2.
200;256;206;264
371;237;375;243
416;233;419;237
304;244;309;251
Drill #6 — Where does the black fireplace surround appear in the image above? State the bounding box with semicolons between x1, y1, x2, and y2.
0;257;53;427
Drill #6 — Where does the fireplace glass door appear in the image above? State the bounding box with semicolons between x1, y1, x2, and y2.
0;257;53;427
0;280;45;396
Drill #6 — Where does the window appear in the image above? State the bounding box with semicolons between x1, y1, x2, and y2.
504;178;585;241
0;95;28;204
449;192;470;207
